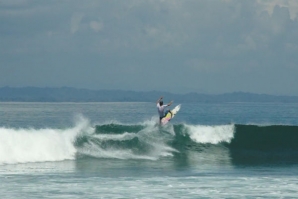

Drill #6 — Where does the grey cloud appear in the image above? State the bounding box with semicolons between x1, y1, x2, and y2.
1;0;298;95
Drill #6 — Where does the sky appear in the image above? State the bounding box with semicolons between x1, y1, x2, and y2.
1;0;298;95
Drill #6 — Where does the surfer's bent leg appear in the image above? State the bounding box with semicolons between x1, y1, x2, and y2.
165;110;172;117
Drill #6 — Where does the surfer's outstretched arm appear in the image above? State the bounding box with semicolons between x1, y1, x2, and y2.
167;101;173;106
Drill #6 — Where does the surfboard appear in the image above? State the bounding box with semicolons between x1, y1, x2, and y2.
160;104;181;125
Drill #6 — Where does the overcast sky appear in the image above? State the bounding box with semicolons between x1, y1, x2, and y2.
1;0;298;95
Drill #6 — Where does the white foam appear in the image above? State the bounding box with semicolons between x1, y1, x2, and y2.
92;132;137;141
183;124;235;144
78;141;157;160
78;121;177;160
0;117;91;165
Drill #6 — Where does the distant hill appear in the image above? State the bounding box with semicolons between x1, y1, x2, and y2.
0;86;298;103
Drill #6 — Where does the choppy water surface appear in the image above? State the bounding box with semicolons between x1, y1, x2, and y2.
1;102;298;198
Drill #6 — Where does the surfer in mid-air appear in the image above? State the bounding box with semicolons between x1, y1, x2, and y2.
156;96;173;123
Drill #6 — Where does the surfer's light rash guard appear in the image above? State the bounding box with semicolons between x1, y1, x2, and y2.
157;103;168;118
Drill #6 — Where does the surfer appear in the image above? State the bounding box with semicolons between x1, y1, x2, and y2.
156;96;173;123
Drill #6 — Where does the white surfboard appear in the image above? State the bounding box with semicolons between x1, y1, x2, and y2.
160;104;181;125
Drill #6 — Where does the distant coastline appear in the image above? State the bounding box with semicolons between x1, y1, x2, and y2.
0;86;298;103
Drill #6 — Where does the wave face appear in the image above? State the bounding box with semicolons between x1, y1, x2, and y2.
2;121;298;165
231;124;298;150
229;124;298;164
0;118;91;165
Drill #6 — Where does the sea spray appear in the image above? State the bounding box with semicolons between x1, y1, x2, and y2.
76;121;178;160
181;124;235;144
0;116;91;165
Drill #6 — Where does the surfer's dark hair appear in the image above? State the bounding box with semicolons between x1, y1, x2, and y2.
159;101;163;105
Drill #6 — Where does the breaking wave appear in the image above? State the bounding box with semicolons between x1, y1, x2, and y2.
1;118;298;165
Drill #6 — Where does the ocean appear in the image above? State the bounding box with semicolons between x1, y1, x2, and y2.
1;102;298;198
